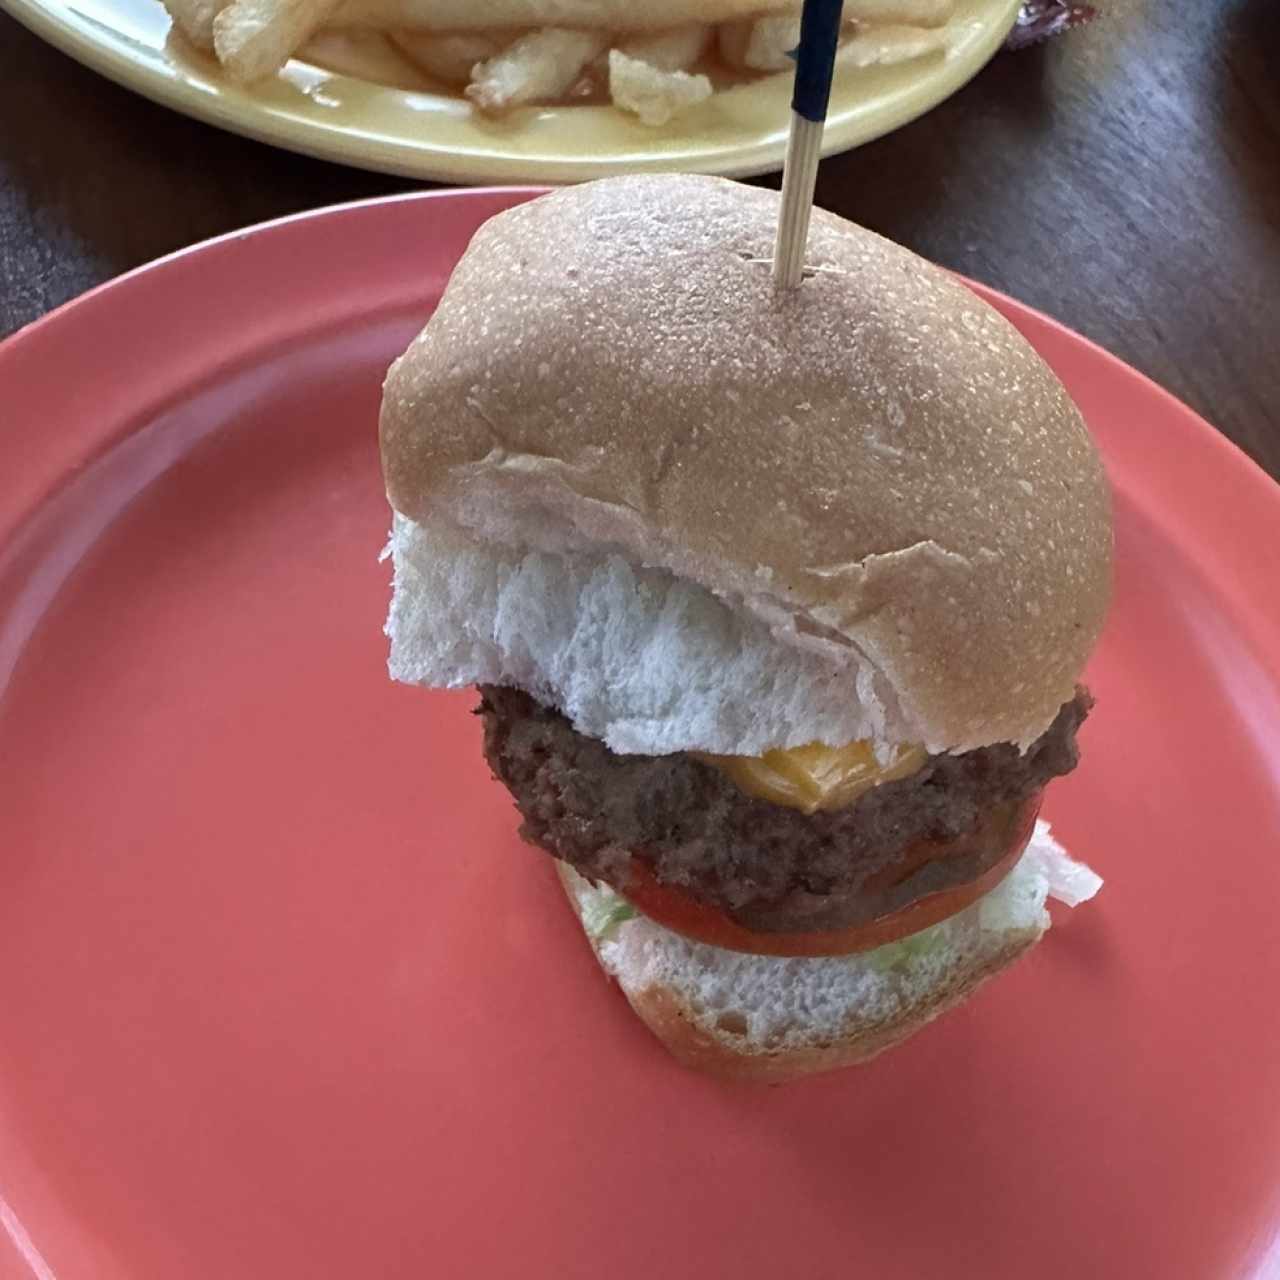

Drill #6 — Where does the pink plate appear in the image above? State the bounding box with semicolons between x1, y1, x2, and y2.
2;190;1280;1280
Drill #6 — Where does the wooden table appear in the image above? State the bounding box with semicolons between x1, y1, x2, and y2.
2;0;1277;477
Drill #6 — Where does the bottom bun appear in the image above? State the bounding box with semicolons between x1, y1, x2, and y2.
556;821;1101;1084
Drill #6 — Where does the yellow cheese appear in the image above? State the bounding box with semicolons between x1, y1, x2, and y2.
697;740;927;814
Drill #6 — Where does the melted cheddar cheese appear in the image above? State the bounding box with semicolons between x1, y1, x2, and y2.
697;740;927;814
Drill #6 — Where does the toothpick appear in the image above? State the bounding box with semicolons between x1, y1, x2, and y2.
773;0;845;290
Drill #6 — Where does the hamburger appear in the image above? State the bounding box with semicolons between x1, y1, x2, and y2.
379;174;1112;1083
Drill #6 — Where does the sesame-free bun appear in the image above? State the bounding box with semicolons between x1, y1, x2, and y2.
380;175;1112;754
555;820;1102;1083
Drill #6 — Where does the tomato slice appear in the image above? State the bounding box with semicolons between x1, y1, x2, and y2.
617;794;1043;957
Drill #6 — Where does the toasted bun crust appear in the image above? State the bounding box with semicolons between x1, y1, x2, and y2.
381;175;1112;752
555;862;1043;1084
624;944;1040;1083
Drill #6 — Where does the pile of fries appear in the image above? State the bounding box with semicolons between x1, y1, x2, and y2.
163;0;958;126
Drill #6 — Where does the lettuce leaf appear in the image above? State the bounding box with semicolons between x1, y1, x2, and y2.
582;891;638;942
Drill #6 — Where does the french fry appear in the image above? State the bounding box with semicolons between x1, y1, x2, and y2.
721;9;949;75
742;13;799;71
844;0;954;29
609;47;711;124
213;0;344;83
838;22;948;68
716;19;751;72
391;31;506;85
466;28;607;112
615;23;709;73
299;28;429;84
161;0;228;52
334;0;796;36
194;0;957;109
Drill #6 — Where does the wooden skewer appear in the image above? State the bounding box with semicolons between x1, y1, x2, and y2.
773;0;845;290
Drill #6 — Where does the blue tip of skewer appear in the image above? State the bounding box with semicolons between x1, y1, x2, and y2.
791;0;846;123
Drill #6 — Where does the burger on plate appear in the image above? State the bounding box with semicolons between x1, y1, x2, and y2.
378;174;1112;1082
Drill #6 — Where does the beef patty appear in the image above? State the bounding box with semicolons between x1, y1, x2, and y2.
479;685;1091;933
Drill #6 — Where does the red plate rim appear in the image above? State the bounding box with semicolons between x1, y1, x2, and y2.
2;186;1278;684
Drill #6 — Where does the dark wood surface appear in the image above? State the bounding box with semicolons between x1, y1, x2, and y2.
1;0;1277;476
